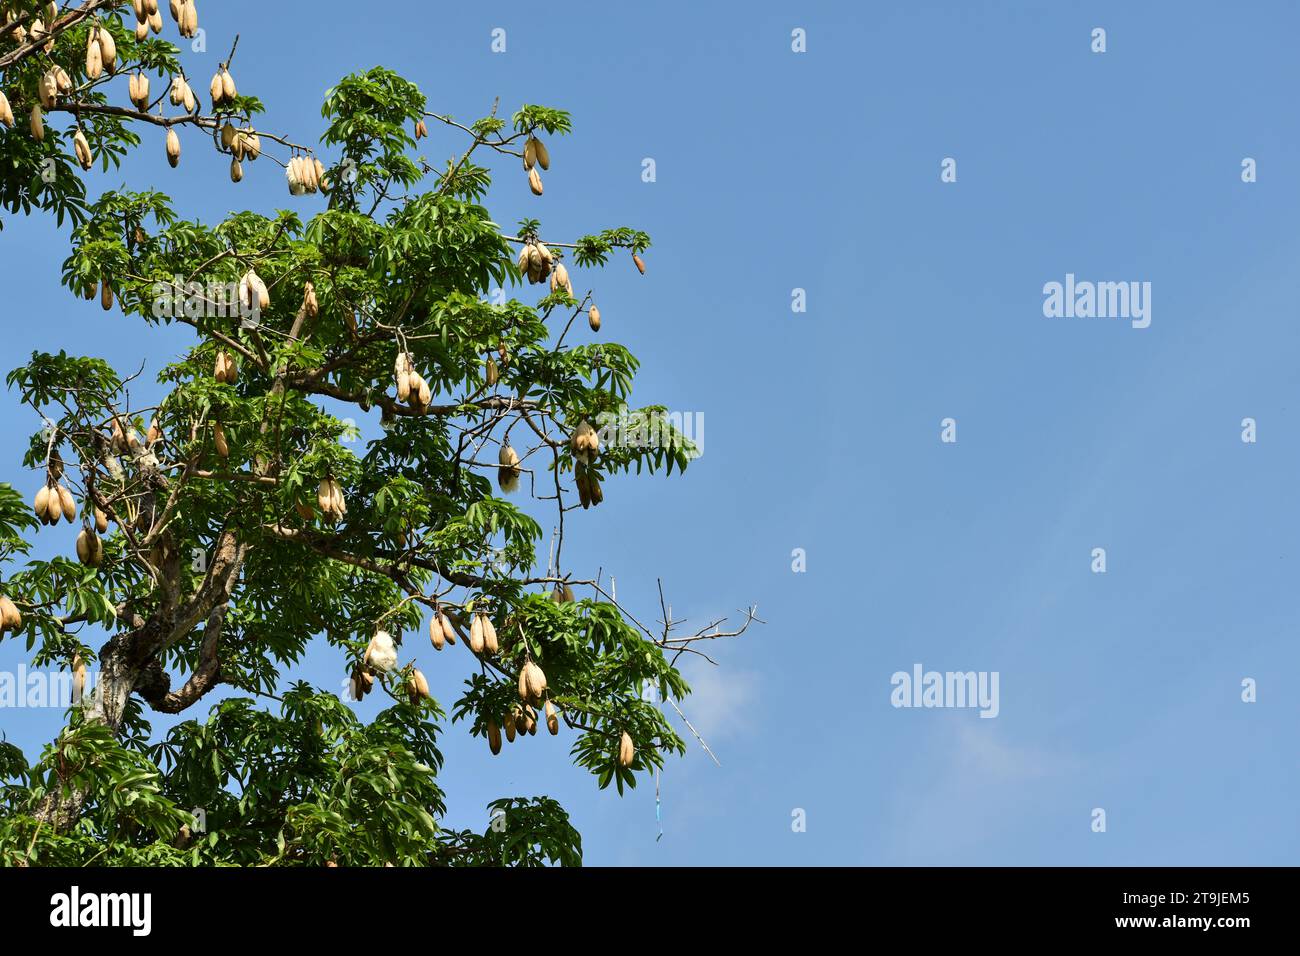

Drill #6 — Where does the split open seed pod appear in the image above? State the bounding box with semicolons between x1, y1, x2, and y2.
497;444;520;493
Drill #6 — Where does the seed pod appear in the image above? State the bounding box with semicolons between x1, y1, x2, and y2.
214;351;226;382
414;119;427;139
71;653;86;703
135;0;147;19
213;422;228;458
99;278;113;311
487;720;501;755
551;263;571;298
524;705;537;735
533;138;550;170
469;612;485;654
169;76;185;105
86;32;103;80
527;167;543;196
516;245;531;276
57;484;76;522
497;443;520;493
151;7;164;33
165;128;180;167
364;630;398;673
245;133;262;161
0;91;13;128
519;661;547;705
30;104;43;141
221;68;236;102
34;485;50;520
94;507;108;533
588;304;601;332
429;613;445;650
53;67;72;95
438;612;457;646
98;27;117;72
75;529;103;566
503;709;517;742
229;157;243;182
209;71;223;106
168;0;180;21
135;18;147;40
408;667;430;702
329;480;346;516
0;596;21;632
545;700;559;735
179;1;196;37
486;358;498;387
618;731;635;768
395;355;411;401
482;615;498;655
316;478;333;514
633;253;646;275
571;420;598;463
73;129;93;170
130;72;150;109
313;157;327;191
37;71;56;109
302;281;318;319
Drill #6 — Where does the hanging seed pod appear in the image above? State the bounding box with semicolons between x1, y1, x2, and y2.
497;444;520;493
316;478;333;515
213;421;229;458
37;71;56;109
394;351;411;401
527;166;543;196
169;76;186;106
220;122;236;150
618;731;635;768
438;612;457;646
414;119;427;139
229;157;243;183
516;244;531;276
0;91;13;128
313;157;328;191
100;279;113;311
329;480;346;517
429;613;445;650
302;281;318;319
33;485;50;521
75;529;103;566
30;105;43;142
486;357;498;387
98;27;117;72
588;304;601;332
73;130;93;170
165;128;180;167
85;31;103;80
533;138;550;170
94;508;109;534
245;133;262;161
545;700;559;735
71;653;87;703
519;661;547;705
209;71;223;106
149;7;163;33
503;709;517;743
523;705;538;735
487;720;502;755
57;484;76;522
469;612;485;654
482;615;498;655
53;67;72;95
221;68;236;102
571;420;598;463
523;138;537;170
135;17;148;40
633;253;646;275
179;1;196;38
364;630;398;673
0;595;22;633
407;668;430;703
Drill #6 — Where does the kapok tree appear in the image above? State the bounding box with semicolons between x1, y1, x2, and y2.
0;5;755;866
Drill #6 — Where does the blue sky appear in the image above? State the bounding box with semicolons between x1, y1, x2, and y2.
3;0;1300;865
